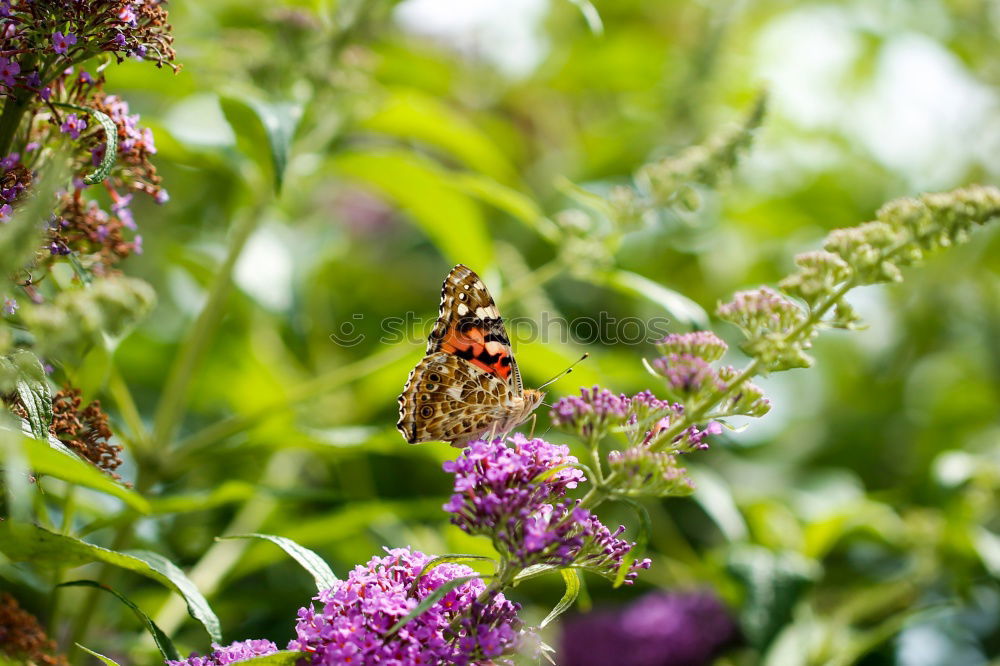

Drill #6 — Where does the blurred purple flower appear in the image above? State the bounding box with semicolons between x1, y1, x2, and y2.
52;31;77;55
288;547;526;665
559;591;738;666
3;297;17;315
60;113;87;139
0;56;19;86
550;386;630;440
165;639;278;666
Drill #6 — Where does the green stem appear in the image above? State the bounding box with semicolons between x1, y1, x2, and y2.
0;95;29;159
107;366;149;454
150;208;262;450
46;485;77;637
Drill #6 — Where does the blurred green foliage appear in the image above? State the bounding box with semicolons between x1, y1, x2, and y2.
2;0;999;664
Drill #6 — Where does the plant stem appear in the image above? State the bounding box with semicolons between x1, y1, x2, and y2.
0;83;30;158
150;207;262;450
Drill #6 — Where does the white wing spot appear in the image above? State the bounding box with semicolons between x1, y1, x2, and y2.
473;281;485;290
457;303;469;316
475;306;493;319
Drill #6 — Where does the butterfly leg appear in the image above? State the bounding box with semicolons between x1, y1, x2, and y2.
528;413;537;439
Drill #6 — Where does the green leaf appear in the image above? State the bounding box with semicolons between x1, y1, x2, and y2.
219;95;302;193
384;575;480;637
60;580;179;661
0;523;220;642
234;652;311;665
727;545;820;650
451;173;560;242
75;644;124;666
513;563;559;585
540;568;581;629
330;149;493;268
611;496;651;588
565;0;604;35
605;269;709;328
361;88;515;182
124;549;223;644
688;466;748;542
5;350;52;441
220;533;338;592
52;103;118;184
0;430;151;514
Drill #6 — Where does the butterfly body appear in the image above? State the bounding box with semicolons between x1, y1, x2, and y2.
397;265;544;447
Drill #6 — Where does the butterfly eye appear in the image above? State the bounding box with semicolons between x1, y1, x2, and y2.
420;405;434;418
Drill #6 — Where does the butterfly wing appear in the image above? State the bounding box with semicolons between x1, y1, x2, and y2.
396;351;517;445
425;264;523;393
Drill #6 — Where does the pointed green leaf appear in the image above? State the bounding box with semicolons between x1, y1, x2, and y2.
219;95;302;193
220;534;338;592
0;523;219;642
540;568;581;628
384;575;480;637
76;644;124;666
60;580;179;661
125;549;223;643
361;88;515;182
7;350;51;441
330;149;493;268
0;429;150;513
565;0;604;35
606;269;709;328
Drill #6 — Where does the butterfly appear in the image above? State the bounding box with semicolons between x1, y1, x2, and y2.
397;264;545;447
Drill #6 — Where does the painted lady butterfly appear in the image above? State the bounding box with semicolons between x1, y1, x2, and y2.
397;264;545;447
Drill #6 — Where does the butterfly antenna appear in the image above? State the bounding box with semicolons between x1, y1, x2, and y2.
536;352;589;390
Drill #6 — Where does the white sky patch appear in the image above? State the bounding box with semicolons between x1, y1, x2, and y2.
234;225;294;312
393;0;550;78
753;6;1000;190
852;33;999;190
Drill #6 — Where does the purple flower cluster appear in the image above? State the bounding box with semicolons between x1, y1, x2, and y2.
288;547;525;665
651;353;727;399
607;447;693;497
0;1;177;77
166;639;278;666
550;386;630;440
558;591;738;666
655;331;729;361
444;436;649;582
716;286;804;336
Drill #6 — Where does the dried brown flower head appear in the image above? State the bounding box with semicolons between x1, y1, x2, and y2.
51;386;123;479
0;593;70;666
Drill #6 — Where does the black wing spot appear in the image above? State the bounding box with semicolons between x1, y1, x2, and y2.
420;406;434;418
